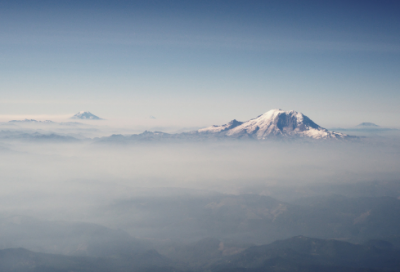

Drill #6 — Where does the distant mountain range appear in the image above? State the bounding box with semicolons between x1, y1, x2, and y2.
2;109;363;142
98;109;353;143
1;190;400;271
211;235;400;272
0;131;78;142
71;111;102;120
1;235;400;272
6;111;397;141
9;119;53;123
332;122;398;134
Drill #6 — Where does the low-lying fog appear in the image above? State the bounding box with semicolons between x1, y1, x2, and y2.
1;131;399;211
0;121;400;257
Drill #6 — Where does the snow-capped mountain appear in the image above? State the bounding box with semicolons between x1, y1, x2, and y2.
71;111;102;120
198;109;349;140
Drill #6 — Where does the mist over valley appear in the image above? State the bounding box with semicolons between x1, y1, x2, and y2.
1;1;400;270
0;109;399;271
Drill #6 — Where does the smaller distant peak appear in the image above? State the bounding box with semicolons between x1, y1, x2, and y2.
71;111;103;120
357;122;379;127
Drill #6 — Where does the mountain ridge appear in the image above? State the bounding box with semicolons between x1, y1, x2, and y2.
198;109;349;140
96;109;355;143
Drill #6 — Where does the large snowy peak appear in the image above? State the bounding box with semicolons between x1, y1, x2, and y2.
199;109;348;140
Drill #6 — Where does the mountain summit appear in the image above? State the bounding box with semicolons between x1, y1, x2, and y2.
71;111;102;120
357;122;379;127
198;109;349;140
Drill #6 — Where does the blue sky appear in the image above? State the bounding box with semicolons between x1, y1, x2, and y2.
1;0;399;127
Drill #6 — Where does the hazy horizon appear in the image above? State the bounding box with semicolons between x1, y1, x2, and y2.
1;0;400;128
1;1;400;271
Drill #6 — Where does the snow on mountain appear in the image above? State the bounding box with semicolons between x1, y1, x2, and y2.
198;119;243;133
198;109;349;140
71;111;102;120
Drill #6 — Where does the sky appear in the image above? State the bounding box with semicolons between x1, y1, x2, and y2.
0;0;399;128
